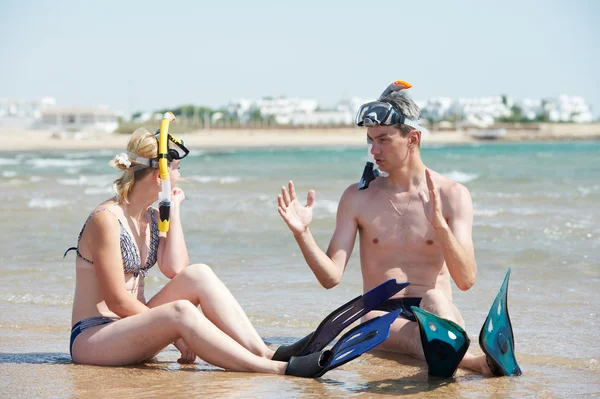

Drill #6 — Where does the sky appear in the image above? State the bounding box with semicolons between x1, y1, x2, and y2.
1;0;599;117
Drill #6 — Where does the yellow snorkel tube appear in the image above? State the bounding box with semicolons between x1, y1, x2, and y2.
158;112;176;233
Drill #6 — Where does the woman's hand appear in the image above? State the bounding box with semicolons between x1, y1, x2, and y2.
173;338;196;364
171;187;186;207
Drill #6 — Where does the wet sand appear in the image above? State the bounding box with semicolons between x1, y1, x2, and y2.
2;347;597;398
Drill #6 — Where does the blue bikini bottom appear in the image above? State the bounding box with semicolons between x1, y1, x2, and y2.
70;317;118;359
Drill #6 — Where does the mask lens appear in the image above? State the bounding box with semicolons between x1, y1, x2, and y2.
355;102;394;126
166;136;189;161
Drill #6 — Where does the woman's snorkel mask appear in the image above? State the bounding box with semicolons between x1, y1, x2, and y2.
355;80;427;190
127;112;190;233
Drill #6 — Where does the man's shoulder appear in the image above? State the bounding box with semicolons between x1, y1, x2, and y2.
343;182;360;193
341;180;385;200
432;170;470;196
432;170;472;211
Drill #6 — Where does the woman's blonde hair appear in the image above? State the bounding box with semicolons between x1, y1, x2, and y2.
108;128;158;203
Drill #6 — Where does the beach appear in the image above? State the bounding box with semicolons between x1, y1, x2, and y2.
0;138;598;398
3;123;600;152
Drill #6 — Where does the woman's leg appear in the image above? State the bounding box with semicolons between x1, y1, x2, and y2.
147;264;273;358
72;300;287;374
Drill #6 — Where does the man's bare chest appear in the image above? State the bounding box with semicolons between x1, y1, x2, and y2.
357;204;440;254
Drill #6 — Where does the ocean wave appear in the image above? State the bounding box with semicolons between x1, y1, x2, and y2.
577;185;600;196
28;198;69;209
474;208;501;217
57;175;113;186
443;170;480;183
26;158;93;168
472;191;522;199
84;186;114;195
474;206;542;217
57;176;92;186
2;171;17;178
315;199;338;216
65;150;114;159
0;159;20;166
190;176;241;184
0;292;72;306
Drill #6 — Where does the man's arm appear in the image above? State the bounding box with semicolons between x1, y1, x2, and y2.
296;187;359;288
420;169;477;291
438;182;477;291
278;181;359;289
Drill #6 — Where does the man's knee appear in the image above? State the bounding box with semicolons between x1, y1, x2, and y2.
420;289;464;328
421;289;450;309
380;319;423;358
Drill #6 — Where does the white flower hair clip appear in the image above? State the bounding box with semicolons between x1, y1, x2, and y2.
114;153;132;168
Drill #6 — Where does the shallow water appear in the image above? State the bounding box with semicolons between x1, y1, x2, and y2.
1;141;599;398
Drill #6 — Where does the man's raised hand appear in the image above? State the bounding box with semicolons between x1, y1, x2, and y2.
277;180;315;237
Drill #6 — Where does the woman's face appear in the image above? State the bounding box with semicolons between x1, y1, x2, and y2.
169;160;181;184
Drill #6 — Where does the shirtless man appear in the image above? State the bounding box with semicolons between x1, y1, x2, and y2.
276;82;496;376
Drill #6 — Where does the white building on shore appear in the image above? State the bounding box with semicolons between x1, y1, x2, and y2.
227;96;372;126
38;107;120;133
543;96;593;123
420;95;593;125
0;97;56;129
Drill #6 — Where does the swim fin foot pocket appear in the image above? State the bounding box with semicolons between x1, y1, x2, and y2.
285;310;401;378
412;306;470;378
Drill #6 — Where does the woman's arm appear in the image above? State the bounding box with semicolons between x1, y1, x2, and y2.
156;187;189;278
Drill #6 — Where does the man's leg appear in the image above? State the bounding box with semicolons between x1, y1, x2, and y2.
365;289;491;375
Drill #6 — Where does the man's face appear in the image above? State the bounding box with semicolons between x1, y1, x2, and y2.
366;125;409;171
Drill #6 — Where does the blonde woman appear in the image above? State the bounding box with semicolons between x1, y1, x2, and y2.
63;127;297;374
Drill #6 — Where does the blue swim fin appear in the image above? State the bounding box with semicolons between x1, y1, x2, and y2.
412;307;470;378
479;268;522;376
273;279;409;361
285;309;401;378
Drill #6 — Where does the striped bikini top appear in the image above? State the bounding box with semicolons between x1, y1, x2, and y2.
64;208;160;277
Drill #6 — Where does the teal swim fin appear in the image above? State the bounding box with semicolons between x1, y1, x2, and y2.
479;268;522;376
412;307;470;378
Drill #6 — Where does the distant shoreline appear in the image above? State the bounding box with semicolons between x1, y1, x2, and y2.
2;123;599;152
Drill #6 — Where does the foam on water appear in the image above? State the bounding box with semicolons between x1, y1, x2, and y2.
26;158;93;168
84;186;114;195
442;170;480;183
190;175;242;184
314;199;339;217
28;197;69;209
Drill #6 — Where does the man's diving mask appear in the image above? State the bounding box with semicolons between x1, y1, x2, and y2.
128;132;190;170
355;80;427;190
